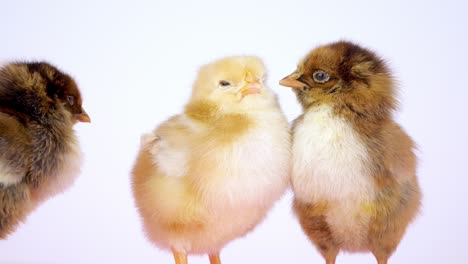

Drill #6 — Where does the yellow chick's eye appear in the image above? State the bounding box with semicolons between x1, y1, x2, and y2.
219;80;231;87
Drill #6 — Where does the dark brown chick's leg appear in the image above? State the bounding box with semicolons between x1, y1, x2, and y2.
293;199;339;264
208;253;221;264
368;179;421;264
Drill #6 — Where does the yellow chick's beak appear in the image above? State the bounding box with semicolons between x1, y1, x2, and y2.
240;81;261;96
279;72;306;89
75;107;91;123
240;70;261;97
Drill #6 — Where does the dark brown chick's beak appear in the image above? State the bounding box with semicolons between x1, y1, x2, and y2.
75;108;91;123
279;73;307;89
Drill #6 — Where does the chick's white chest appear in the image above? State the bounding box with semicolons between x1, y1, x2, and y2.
173;112;290;253
292;105;374;201
292;105;375;250
205;114;290;207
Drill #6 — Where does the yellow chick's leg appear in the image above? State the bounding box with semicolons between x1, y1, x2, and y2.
376;258;388;264
172;248;188;264
208;253;221;264
324;252;338;264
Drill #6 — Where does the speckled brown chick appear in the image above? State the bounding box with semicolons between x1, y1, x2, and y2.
280;41;421;264
0;62;90;239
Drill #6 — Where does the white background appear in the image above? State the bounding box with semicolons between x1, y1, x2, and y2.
0;0;467;263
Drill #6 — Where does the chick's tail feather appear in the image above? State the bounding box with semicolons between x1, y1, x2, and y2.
0;182;31;239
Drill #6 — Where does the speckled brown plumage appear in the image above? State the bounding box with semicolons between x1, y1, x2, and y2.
281;41;421;264
0;62;90;239
0;183;31;238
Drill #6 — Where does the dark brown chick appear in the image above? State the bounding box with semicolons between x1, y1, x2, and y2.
280;41;421;264
0;62;90;239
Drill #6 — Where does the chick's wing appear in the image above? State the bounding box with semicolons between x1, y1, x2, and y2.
141;115;199;179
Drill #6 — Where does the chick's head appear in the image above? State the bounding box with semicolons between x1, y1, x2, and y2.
28;62;91;123
191;56;272;107
0;62;90;123
280;41;397;113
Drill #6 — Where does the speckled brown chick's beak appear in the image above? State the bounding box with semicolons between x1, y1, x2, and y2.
75;108;91;123
279;73;307;89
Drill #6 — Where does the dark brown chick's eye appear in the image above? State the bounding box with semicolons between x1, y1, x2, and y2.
312;70;330;83
219;80;231;87
66;95;75;106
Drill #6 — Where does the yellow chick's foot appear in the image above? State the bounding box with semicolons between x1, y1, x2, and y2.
373;253;389;264
324;249;338;264
208;253;221;264
172;248;188;264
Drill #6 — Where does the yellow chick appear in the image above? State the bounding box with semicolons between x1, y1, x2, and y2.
131;56;290;264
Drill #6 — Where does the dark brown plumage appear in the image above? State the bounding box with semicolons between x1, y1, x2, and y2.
0;62;90;239
280;41;421;264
